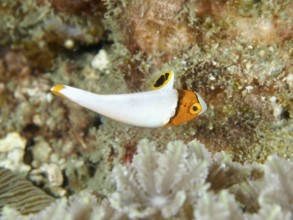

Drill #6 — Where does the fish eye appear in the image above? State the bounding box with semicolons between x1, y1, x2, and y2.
189;103;202;115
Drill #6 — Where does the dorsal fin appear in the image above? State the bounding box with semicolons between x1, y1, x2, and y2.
151;71;174;90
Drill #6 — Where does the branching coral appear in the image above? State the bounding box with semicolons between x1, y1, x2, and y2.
104;140;293;219
245;156;293;220
194;190;244;220
109;139;209;218
259;155;293;213
1;139;293;220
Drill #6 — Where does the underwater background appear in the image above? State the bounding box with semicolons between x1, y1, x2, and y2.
0;0;292;219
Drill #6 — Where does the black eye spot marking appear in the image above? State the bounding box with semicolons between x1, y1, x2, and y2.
192;105;198;111
164;72;170;79
153;72;170;88
153;75;166;88
152;71;172;90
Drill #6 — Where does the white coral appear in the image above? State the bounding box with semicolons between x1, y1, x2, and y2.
2;139;293;220
0;132;30;173
259;155;293;212
109;139;210;219
2;191;100;220
194;190;244;220
246;204;292;220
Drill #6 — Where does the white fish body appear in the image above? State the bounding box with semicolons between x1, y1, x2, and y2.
55;85;178;127
51;71;207;128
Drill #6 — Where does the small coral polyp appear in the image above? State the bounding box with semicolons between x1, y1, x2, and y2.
150;195;169;207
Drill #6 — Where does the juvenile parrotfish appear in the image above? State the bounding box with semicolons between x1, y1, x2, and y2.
51;71;207;128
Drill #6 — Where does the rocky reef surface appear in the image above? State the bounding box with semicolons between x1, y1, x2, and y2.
0;0;292;219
